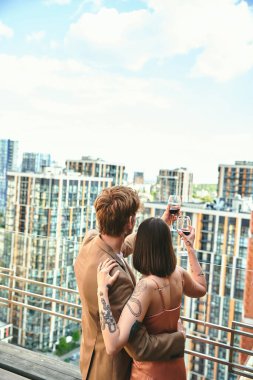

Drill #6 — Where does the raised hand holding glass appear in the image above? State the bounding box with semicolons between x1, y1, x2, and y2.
168;195;181;230
177;216;191;256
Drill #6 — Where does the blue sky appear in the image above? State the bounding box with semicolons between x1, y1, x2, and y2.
1;0;253;183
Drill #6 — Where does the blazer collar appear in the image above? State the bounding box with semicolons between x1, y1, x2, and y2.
95;234;126;269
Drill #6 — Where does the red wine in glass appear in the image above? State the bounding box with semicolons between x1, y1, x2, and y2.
168;195;181;218
177;216;192;255
170;207;180;215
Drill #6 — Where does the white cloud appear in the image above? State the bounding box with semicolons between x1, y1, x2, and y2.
68;7;149;47
0;53;177;170
26;31;46;43
71;0;103;19
66;0;253;81
0;52;252;182
0;21;14;39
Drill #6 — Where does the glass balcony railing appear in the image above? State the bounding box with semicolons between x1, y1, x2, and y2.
0;266;253;379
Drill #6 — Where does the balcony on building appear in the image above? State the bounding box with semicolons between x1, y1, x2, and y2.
0;266;253;380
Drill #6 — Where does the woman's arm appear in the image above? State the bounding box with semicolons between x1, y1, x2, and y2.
178;227;207;298
97;259;152;355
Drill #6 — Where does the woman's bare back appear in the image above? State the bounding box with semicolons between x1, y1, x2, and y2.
145;266;184;317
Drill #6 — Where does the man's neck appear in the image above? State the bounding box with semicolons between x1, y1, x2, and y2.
100;234;124;253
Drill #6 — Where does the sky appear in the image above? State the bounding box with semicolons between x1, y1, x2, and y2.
0;0;253;184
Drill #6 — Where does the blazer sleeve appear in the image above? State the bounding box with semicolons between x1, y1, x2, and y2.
121;232;136;257
124;324;185;361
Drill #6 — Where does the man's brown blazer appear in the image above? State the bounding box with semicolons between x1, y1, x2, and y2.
74;231;184;380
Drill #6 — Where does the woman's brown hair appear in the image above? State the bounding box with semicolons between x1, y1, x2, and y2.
133;217;176;277
94;186;140;236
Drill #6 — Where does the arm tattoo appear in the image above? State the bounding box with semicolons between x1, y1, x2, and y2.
132;279;147;297
197;271;204;276
99;296;117;333
126;297;142;317
125;280;146;318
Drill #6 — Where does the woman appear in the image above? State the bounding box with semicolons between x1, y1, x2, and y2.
97;217;207;380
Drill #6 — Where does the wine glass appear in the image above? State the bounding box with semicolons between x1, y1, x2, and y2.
177;216;191;256
168;195;181;230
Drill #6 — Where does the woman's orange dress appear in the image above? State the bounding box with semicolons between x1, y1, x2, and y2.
130;279;186;380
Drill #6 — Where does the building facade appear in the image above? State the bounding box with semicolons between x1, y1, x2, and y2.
0;321;13;343
0;169;112;350
133;172;144;185
21;152;51;173
156;167;193;202
65;156;126;186
138;201;251;380
218;161;253;199
240;210;253;366
0;139;19;212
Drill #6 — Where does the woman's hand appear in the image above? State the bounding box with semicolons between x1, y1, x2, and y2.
161;204;181;226
178;226;195;249
97;258;120;290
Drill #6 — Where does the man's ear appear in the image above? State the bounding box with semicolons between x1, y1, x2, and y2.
123;215;136;236
128;215;136;229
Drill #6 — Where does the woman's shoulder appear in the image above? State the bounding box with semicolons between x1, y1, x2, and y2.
135;276;157;292
140;275;169;290
175;265;185;276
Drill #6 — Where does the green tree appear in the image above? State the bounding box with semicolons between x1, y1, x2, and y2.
72;329;80;342
57;337;68;355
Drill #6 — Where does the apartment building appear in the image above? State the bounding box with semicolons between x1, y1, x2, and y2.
21;152;51;173
218;161;253;199
0;139;19;211
0;321;12;343
138;201;251;380
240;210;253;366
65;156;126;186
156;167;193;202
133;171;144;185
1;169;112;350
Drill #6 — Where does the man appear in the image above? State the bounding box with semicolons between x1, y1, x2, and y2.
74;186;185;380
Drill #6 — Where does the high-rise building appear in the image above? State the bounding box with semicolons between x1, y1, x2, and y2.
0;139;19;212
21;152;51;173
240;210;253;365
218;161;253;199
1;168;112;350
133;172;144;185
156;167;193;202
0;321;12;343
138;201;251;380
65;156;127;186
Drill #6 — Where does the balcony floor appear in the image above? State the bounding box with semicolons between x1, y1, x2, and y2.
0;342;82;380
0;367;30;379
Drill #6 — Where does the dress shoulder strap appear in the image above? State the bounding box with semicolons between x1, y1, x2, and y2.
149;277;167;311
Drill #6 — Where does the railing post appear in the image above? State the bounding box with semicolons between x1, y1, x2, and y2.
228;320;235;375
7;268;14;324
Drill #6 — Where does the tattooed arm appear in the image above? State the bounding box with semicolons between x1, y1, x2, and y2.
178;227;207;297
97;259;152;355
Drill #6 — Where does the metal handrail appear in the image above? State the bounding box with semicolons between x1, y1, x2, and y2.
0;297;81;323
182;316;253;338
0;285;82;309
0;268;252;379
0;271;79;294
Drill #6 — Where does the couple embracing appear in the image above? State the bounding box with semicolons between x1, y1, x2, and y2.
74;186;206;380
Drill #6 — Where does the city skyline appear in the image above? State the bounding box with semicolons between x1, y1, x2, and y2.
1;0;253;183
